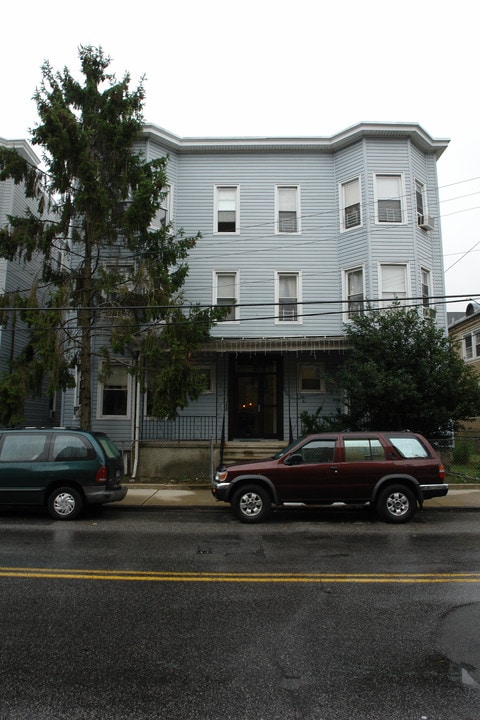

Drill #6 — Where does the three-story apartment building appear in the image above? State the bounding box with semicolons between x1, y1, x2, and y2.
0;137;57;426
59;122;449;469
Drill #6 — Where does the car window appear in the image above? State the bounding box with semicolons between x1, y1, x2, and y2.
386;436;430;459
0;433;48;462
344;438;385;461
52;434;95;461
299;439;336;463
95;435;122;460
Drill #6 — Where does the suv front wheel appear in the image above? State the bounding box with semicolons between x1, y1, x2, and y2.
376;484;417;523
232;484;272;523
48;486;84;520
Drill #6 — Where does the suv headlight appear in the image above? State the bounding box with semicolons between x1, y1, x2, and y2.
215;468;228;482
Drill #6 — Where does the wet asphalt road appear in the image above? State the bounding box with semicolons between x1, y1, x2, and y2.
0;505;480;720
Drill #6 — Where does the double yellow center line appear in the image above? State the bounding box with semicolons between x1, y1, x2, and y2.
1;567;480;584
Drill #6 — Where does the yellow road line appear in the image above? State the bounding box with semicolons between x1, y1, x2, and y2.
1;567;480;583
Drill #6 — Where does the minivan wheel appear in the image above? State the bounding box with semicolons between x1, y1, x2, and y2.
376;484;417;524
48;487;84;520
232;484;271;523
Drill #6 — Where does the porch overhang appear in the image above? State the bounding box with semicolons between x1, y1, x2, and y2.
197;336;350;354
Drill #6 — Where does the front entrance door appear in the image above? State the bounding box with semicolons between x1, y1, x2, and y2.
229;356;282;439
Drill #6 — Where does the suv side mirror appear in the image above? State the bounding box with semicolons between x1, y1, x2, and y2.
285;453;303;466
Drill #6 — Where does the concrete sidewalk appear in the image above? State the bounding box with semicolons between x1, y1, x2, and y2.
113;484;480;509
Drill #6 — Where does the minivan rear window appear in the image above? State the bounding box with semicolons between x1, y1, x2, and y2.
387;435;430;459
96;435;122;460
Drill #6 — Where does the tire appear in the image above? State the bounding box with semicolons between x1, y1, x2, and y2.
47;487;84;520
376;484;417;524
231;484;272;523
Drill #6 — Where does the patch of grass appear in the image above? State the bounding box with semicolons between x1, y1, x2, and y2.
447;464;480;483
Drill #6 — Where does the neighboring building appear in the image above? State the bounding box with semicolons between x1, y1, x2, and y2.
0;138;57;426
59;121;450;463
449;301;480;432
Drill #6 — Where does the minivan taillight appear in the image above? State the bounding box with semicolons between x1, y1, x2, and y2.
96;466;108;483
439;464;445;480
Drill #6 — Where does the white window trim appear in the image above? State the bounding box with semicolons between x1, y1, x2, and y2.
96;362;132;420
342;265;366;320
275;185;301;235
298;362;326;394
378;262;411;309
213;270;240;323
274;270;302;324
374;173;407;225
339;176;362;232
213;185;240;235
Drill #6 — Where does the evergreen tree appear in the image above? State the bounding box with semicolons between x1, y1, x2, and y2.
0;46;226;428
339;306;480;436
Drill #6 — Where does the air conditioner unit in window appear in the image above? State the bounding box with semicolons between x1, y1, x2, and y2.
419;214;435;231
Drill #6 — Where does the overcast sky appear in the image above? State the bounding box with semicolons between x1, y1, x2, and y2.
2;0;478;312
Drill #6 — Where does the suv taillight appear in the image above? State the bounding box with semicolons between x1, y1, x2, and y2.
96;466;108;483
439;464;445;480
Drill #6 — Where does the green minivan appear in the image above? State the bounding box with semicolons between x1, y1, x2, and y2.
0;428;127;520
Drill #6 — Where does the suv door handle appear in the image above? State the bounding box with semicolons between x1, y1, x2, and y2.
329;466;338;473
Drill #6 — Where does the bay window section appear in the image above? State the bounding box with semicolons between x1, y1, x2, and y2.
340;177;361;230
380;264;409;308
344;267;365;318
375;174;404;224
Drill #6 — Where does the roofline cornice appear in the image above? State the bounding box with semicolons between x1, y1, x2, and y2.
0;137;41;165
141;121;450;158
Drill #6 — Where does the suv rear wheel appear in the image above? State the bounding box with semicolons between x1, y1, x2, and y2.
232;484;271;523
376;484;417;523
48;487;84;520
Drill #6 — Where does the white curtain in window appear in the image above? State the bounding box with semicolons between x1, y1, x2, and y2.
217;273;236;299
382;265;406;297
278;187;297;211
218;187;236;211
279;274;297;299
344;179;360;206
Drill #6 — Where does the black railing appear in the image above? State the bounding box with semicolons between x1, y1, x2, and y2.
141;415;219;441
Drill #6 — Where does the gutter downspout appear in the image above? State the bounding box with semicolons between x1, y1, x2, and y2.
131;365;142;480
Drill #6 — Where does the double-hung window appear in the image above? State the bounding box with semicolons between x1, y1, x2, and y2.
375;174;405;224
415;180;427;226
464;335;473;360
276;272;301;323
344;267;365;318
276;186;300;234
340;177;361;230
379;263;409;308
215;186;239;233
98;364;131;418
150;184;172;228
214;271;239;321
421;268;434;318
299;363;326;393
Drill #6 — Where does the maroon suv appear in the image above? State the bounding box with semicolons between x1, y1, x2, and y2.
212;431;447;523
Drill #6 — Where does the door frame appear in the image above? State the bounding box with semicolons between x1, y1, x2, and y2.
228;355;283;440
